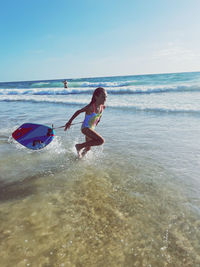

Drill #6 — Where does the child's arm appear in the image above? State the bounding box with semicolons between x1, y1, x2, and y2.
64;105;88;131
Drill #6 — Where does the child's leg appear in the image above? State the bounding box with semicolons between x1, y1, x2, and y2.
81;136;91;157
76;128;104;157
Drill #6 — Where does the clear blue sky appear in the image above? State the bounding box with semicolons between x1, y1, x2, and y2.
0;0;200;81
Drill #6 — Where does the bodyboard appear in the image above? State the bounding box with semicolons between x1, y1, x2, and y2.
12;123;55;150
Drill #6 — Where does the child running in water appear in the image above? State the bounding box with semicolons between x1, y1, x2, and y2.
64;87;107;158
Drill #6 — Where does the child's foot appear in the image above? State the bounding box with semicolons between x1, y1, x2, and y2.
75;144;82;158
81;148;90;158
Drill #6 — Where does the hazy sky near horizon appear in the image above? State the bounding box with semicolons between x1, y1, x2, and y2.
0;0;200;81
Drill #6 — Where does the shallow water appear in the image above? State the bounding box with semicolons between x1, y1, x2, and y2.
0;100;200;267
0;160;200;266
1;72;200;266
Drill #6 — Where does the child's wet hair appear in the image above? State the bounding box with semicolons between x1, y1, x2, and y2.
90;87;106;104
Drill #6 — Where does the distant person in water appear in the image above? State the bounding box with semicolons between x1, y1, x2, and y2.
64;87;107;158
63;80;68;88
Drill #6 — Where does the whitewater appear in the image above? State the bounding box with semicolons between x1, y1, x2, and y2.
1;71;200;114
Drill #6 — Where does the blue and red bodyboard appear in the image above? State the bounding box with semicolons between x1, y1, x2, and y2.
12;123;55;150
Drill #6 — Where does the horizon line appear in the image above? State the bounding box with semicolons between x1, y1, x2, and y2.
1;70;200;84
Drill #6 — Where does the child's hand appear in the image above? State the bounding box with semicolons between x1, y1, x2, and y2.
64;122;71;131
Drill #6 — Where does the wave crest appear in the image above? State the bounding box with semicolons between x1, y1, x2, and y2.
1;84;200;96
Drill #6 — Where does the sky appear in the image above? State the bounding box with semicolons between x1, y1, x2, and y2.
0;0;200;82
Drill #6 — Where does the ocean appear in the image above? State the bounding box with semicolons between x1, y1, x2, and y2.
0;72;200;266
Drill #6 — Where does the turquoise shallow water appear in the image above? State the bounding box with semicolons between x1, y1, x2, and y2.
0;72;200;266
